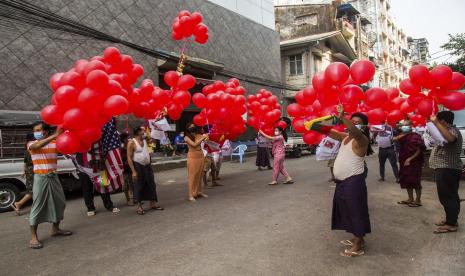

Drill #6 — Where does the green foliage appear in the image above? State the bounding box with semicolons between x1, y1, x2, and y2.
441;33;465;74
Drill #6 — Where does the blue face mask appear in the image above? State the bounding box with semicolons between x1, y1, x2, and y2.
33;131;44;140
355;124;363;130
401;126;411;133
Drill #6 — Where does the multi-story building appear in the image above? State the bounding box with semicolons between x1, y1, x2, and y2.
275;0;368;102
0;0;280;157
408;37;431;66
348;0;411;87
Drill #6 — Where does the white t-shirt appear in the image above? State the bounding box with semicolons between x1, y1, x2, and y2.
377;125;393;148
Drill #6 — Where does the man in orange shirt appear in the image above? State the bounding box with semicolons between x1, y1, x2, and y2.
28;122;72;249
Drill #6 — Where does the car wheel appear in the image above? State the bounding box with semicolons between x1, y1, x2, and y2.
0;183;20;213
292;147;302;158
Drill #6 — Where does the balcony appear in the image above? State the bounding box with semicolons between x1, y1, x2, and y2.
338;18;355;38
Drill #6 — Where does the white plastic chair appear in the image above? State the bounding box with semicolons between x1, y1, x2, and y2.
231;144;247;163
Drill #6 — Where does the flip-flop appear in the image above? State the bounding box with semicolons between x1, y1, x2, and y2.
136;209;145;215
340;249;365;257
51;230;73;237
151;206;164;211
268;182;278;185
433;227;458;234
397;200;412;205
408;203;422;207
283;180;294;184
340;240;353;246
112;207;120;214
29;241;43;249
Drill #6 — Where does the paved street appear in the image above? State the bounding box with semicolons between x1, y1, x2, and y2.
1;155;464;276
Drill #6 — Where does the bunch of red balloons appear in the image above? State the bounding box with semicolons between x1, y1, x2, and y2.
133;70;196;121
288;60;376;145
172;10;209;44
192;78;247;141
41;47;144;154
247;89;284;136
399;64;465;115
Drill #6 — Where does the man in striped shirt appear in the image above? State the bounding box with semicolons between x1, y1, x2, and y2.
28;122;72;249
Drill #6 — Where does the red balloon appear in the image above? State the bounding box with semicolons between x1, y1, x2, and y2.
448;72;465;90
439;91;465;111
365;88;388;108
55;85;78;110
60;71;84;89
192;93;206;108
194;23;208;37
387;110;403;126
152;89;171;106
41;105;63;126
78;88;103;110
233;95;246;106
193;113;207;126
84;60;106;75
391;97;405;109
167;102;183;120
303;131;323;145
195;33;209;44
317;85;340;107
177;74;196;90
63;108;88;130
301;86;317;105
385;87;400;100
86;70;109;89
56;132;80;154
350;60;375;84
50;72;64;91
103;47;121;64
173;90;191;108
287;103;303;117
400;101;415;115
74;60;88;75
77;127;102;144
367;108;386;124
325;62;350;85
312;72;331;93
409;65;430;87
417;99;433;117
407;93;427;107
164;71;179;87
104;95;129;116
248;116;259;129
340;84;364;105
291;118;306;133
431;65;453;88
275;120;287;130
399;79;421;95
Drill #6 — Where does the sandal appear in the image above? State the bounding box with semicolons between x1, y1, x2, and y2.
433;226;458;234
189;197;196;202
340;240;353;246
136;209;145;215
268;181;278;185
29;241;43;249
51;230;73;237
283;179;294;184
340;249;365;257
151;206;164;211
408;202;422;207
397;200;412;205
112;207;120;214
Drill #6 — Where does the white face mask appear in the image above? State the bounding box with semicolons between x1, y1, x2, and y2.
274;131;280;136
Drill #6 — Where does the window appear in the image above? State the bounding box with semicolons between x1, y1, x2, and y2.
289;54;303;76
314;55;322;74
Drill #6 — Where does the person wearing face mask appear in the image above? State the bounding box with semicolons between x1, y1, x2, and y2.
393;119;425;208
27;121;72;249
376;121;400;183
429;111;463;234
127;126;163;215
259;127;294;185
174;131;187;154
314;105;372;257
185;123;209;201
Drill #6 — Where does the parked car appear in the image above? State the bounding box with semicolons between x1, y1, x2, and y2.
285;133;316;157
0;156;79;213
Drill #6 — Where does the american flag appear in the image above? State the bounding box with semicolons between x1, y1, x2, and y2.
89;118;124;194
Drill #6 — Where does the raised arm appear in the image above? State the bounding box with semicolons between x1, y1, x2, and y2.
185;135;207;147
337;105;368;147
28;128;62;150
328;129;348;142
431;115;457;143
258;130;279;140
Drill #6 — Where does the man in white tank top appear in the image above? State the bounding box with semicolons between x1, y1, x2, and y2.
314;105;372;258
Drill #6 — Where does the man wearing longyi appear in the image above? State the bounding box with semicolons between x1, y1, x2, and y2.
312;105;373;257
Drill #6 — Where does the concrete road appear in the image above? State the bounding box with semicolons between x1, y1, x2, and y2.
1;155;464;276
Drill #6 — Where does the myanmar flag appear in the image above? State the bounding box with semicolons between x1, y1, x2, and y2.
304;115;340;133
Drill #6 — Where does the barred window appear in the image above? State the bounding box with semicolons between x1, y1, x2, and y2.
289;54;303;76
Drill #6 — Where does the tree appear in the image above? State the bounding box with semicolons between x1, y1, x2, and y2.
441;33;465;74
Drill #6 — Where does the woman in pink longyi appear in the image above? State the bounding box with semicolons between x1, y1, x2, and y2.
259;127;294;185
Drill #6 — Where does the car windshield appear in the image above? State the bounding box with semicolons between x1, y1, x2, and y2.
453;110;465;129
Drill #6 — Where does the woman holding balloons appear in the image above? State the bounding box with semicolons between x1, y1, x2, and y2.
259;127;294;185
185;123;209;201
